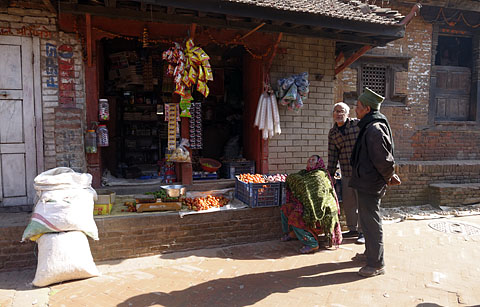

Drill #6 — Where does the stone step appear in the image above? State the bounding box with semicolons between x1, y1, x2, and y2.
429;182;480;207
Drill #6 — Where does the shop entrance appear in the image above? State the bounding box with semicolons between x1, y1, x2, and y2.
99;39;255;184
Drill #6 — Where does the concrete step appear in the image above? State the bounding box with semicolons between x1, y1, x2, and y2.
429;182;480;207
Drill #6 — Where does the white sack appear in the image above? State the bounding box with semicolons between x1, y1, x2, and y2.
22;167;98;241
32;231;100;287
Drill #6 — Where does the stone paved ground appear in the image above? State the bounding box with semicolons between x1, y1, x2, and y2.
1;215;480;307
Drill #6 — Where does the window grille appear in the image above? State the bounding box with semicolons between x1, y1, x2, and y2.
362;65;386;97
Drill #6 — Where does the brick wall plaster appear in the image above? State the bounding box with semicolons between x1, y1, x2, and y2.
0;7;87;173
268;35;335;173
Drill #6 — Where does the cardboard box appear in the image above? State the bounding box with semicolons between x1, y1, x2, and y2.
94;189;116;215
94;203;112;215
95;189;116;204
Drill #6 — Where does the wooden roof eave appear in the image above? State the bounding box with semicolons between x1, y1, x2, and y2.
58;2;404;47
139;0;406;39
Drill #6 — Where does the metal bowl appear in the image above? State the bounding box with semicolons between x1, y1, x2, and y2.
160;185;187;198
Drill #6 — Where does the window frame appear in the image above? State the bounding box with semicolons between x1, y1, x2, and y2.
345;55;410;106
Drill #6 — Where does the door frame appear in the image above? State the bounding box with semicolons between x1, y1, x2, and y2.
33;37;44;177
0;36;43;209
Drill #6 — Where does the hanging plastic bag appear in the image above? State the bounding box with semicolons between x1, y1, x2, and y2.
168;138;191;162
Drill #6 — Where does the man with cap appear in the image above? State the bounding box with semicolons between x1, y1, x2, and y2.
349;87;401;277
327;102;364;244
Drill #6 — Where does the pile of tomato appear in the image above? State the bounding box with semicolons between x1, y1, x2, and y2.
183;195;229;211
237;174;266;183
122;201;137;212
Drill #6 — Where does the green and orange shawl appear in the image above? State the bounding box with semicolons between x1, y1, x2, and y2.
283;159;342;246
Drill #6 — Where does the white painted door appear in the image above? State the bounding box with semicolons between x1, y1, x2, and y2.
0;36;36;207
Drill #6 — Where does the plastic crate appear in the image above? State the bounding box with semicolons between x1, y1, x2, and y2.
235;177;281;208
221;161;255;179
280;181;286;205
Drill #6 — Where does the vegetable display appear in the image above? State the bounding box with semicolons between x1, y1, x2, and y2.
237;174;266;183
237;173;287;183
183;195;229;211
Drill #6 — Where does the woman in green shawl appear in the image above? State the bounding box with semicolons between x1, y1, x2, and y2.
280;155;343;254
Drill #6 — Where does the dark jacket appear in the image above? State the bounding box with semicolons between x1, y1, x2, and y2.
349;113;395;196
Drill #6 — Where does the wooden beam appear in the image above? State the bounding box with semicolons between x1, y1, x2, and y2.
190;23;196;39
105;0;116;8
335;45;372;75
335;52;345;65
58;4;398;46
86;13;92;67
239;22;265;40
42;0;56;13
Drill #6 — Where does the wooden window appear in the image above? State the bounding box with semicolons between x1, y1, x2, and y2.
342;56;409;105
361;64;386;97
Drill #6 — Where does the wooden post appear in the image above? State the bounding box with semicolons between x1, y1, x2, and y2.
86;13;92;67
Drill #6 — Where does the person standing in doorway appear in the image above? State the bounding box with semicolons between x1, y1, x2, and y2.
349;88;401;277
327;102;364;244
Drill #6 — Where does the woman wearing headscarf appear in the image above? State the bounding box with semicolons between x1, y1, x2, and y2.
280;155;343;254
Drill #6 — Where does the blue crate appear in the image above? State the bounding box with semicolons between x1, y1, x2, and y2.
235;177;281;208
280;181;286;205
221;161;255;179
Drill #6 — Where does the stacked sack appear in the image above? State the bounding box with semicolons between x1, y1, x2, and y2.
22;167;100;287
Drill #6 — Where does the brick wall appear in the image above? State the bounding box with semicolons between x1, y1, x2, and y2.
334;5;480;162
0;7;86;174
0;207;281;272
382;160;480;207
268;35;335;173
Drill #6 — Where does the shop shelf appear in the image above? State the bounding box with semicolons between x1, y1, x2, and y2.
221;160;255;179
235;177;280;208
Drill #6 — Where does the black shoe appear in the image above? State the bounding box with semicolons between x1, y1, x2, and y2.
343;230;359;238
358;265;385;277
356;233;365;244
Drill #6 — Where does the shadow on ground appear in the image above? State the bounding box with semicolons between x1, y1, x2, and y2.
117;260;362;307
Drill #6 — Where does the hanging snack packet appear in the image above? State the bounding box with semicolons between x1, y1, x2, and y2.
179;100;192;118
198;66;206;82
203;65;213;81
188;66;198;84
197;81;207;97
186;39;195;51
175;83;186;97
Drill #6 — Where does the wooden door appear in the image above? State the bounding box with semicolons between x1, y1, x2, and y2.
433;66;471;121
0;36;36;207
